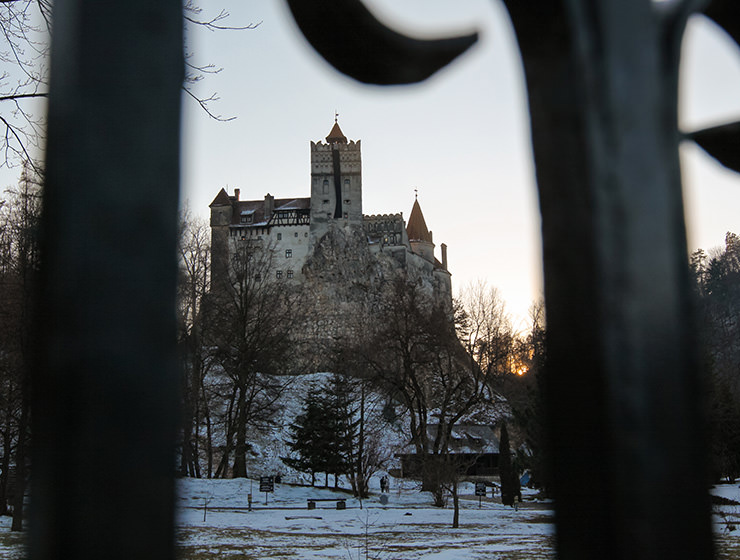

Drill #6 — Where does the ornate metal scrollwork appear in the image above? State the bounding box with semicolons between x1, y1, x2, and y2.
285;0;477;85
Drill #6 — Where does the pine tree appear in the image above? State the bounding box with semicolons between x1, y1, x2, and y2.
323;374;355;488
284;378;356;487
284;389;330;486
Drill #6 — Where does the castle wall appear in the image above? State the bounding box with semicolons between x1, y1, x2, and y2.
229;224;311;282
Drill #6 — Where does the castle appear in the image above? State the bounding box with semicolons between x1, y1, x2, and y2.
209;120;452;304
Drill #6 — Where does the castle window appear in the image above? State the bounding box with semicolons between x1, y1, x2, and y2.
287;270;294;279
343;178;350;193
343;212;348;219
304;232;308;237
285;249;292;258
276;270;283;279
322;179;329;194
277;232;282;240
344;199;351;205
294;232;298;237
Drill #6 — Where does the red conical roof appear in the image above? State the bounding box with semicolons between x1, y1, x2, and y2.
326;121;348;144
407;199;432;243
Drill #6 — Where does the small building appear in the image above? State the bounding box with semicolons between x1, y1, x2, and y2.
397;425;501;478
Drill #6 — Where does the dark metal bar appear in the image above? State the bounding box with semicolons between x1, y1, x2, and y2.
32;2;183;559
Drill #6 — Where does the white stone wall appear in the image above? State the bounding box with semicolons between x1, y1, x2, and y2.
269;224;311;282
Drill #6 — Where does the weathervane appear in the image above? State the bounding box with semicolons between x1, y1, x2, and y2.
414;187;418;200
334;110;339;123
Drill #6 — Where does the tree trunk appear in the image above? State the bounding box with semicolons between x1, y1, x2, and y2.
11;379;28;531
0;415;11;516
202;383;213;478
232;386;248;478
452;480;460;529
356;384;367;498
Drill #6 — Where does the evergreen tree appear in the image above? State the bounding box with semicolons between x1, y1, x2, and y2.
284;378;356;487
693;233;740;481
323;374;355;488
284;389;330;486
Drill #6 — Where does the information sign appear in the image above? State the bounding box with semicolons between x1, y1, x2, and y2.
259;476;274;493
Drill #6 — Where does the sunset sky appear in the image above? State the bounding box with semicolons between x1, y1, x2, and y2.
179;0;740;324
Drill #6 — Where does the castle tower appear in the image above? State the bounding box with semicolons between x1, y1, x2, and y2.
309;119;362;245
407;197;435;263
209;187;235;290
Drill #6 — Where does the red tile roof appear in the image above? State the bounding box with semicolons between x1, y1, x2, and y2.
326;121;348;144
406;199;432;242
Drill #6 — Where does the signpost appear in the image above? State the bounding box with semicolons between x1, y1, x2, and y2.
260;476;274;505
475;482;486;508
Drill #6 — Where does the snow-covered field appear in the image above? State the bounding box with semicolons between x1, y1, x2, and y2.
5;481;740;558
177;477;556;559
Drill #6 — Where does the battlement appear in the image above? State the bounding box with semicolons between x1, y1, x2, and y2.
363;214;405;237
364;213;403;222
311;140;361;151
311;141;362;175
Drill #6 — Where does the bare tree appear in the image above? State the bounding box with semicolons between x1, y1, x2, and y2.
0;163;40;529
0;1;258;172
176;211;211;477
457;281;516;382
361;276;489;506
182;1;261;122
0;1;49;172
206;238;300;478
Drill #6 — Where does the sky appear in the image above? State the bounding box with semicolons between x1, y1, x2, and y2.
177;1;740;324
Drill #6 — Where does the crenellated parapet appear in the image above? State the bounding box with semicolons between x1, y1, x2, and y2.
363;213;407;247
310;140;362;175
363;213;405;232
363;213;403;221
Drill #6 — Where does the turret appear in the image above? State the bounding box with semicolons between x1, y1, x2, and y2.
309;119;363;245
406;198;435;263
209;187;235;290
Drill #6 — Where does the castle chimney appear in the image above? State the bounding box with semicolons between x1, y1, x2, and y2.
234;188;240;200
441;243;448;270
264;193;274;219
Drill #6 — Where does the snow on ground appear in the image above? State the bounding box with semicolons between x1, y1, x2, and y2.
5;482;740;558
176;477;555;559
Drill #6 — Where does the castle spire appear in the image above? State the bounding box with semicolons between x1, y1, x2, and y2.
326;117;348;144
407;198;432;243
